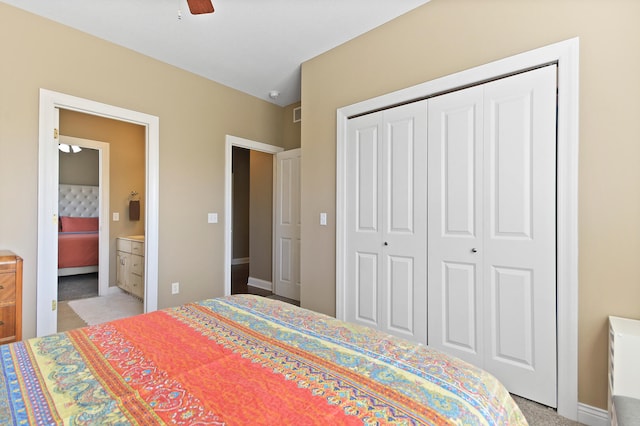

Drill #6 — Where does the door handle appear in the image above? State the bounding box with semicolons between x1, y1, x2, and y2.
471;248;478;253
384;242;388;246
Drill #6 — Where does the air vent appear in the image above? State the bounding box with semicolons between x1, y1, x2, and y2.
293;106;301;123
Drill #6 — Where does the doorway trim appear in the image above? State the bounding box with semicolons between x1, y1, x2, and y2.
335;38;579;420
37;89;159;336
224;135;283;296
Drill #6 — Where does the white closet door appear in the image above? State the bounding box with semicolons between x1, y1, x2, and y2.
274;148;301;301
482;66;557;407
427;85;485;367
346;101;428;344
428;65;557;407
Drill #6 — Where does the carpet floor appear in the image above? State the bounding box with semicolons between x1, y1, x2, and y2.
512;395;583;425
58;273;99;301
68;291;143;326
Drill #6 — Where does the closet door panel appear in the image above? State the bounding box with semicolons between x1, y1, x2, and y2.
386;255;414;335
482;65;557;407
442;261;478;354
356;126;379;232
346;115;383;329
355;252;378;325
386;117;415;234
487;93;533;239
381;102;428;344
428;85;484;366
346;102;428;343
491;266;534;365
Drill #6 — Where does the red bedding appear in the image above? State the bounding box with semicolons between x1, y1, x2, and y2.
0;295;528;424
58;231;98;269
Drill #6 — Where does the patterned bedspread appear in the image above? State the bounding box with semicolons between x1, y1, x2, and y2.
0;295;527;425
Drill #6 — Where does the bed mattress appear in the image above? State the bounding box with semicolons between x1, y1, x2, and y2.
0;295;527;424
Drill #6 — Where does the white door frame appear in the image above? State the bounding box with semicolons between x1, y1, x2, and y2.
224;135;284;295
38;89;160;336
336;38;579;420
58;135;111;296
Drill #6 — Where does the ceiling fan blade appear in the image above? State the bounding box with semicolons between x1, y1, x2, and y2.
186;0;214;15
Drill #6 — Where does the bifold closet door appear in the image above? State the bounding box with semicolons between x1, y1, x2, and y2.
427;65;558;407
345;101;428;344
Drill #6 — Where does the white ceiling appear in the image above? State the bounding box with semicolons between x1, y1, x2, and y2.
2;0;429;106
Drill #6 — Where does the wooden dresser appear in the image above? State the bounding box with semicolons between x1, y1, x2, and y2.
0;250;22;344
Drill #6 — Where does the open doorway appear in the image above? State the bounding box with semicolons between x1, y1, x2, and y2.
224;135;300;306
37;89;159;337
230;146;279;299
56;139;103;331
55;110;146;331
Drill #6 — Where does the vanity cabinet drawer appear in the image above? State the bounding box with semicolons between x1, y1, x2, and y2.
131;241;144;256
131;255;144;275
117;238;132;252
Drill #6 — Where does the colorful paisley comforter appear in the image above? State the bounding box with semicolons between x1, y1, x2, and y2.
0;295;527;425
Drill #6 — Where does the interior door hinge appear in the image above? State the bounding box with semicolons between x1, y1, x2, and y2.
53;128;59;140
52;300;57;311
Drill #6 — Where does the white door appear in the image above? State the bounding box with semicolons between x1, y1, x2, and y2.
428;65;557;407
427;85;485;367
345;101;428;344
274;149;301;301
37;107;61;336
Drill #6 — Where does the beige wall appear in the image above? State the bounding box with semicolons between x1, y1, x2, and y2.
59;148;99;185
249;150;273;282
282;102;302;150
60;110;146;287
300;0;640;410
0;4;285;339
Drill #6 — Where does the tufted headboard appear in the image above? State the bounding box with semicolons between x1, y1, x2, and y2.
59;184;99;217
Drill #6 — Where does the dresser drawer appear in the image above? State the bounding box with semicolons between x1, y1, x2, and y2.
131;241;144;256
0;260;17;273
0;274;16;303
0;305;16;341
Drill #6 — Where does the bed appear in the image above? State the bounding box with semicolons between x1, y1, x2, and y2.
58;184;100;277
0;295;527;424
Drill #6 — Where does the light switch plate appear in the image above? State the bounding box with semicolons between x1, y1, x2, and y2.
208;213;218;223
320;212;327;226
113;212;119;221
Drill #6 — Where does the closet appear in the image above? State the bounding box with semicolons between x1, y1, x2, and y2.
344;65;557;407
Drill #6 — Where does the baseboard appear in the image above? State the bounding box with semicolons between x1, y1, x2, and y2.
247;276;272;291
578;403;608;426
58;265;99;277
232;257;250;265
